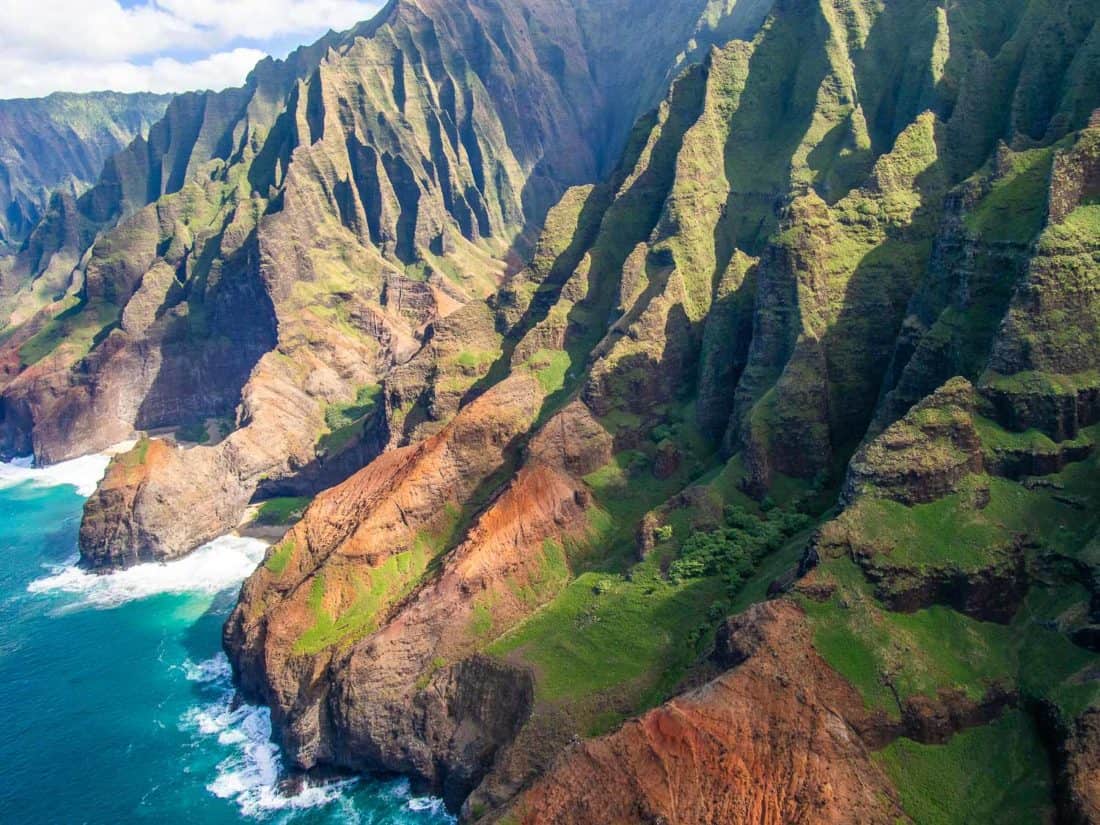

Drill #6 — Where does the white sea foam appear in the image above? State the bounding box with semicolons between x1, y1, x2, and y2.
27;534;268;610
180;653;357;819
0;452;111;496
406;795;452;816
182;654;234;684
386;777;456;821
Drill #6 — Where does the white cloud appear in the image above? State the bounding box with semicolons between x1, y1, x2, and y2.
0;49;270;98
0;0;383;98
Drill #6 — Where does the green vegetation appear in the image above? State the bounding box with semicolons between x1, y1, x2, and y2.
841;478;1022;570
975;415;1064;454
1059;202;1100;239
984;370;1100;399
964;148;1055;243
317;384;381;455
295;506;462;653
876;712;1054;825
491;454;813;715
669;504;810;591
254;497;312;527
264;538;296;576
454;350;497;371
525;349;572;395
582;451;657;521
489;563;724;702
324;384;382;430
470;539;572;642
117;436;152;469
804;558;1016;713
805;428;1100;725
18;298;119;368
176;420;210;444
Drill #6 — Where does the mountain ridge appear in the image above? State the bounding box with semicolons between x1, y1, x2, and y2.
219;1;1100;821
0;91;171;255
2;0;1100;822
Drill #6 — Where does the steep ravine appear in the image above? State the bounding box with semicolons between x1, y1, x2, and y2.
0;91;171;258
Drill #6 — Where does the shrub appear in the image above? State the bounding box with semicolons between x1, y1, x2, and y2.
176;420;210;444
669;506;811;593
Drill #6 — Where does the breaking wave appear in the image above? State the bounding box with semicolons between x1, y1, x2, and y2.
0;453;111;497
27;534;268;610
180;653;357;819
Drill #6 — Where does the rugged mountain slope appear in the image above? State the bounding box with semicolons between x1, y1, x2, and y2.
507;602;912;825
4;0;1100;821
0;92;171;255
0;0;775;567
219;0;1100;822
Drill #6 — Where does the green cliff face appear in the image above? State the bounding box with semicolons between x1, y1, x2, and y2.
0;92;172;257
0;0;778;559
5;0;1100;821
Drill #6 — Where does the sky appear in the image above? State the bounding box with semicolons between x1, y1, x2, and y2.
0;0;385;99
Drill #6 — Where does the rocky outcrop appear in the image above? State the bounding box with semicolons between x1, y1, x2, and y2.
827;379;1037;621
980;128;1100;440
853;537;1030;623
844;378;983;506
225;374;602;807
506;601;910;825
863;686;1019;751
78;355;327;566
984;434;1095;481
78;438;174;569
1063;709;1100;824
525;400;613;477
1036;702;1100;825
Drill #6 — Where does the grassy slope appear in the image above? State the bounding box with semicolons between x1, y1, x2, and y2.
473;7;1100;820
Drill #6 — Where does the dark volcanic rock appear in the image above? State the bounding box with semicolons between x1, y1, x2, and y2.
854;538;1030;623
1035;701;1100;825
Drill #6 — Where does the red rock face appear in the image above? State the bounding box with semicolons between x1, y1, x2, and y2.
508;601;909;825
225;375;605;805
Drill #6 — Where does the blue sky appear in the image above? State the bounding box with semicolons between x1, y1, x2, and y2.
0;0;385;99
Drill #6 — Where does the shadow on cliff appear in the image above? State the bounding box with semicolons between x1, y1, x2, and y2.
254;405;388;501
133;228;277;433
823;153;951;462
466;65;711;421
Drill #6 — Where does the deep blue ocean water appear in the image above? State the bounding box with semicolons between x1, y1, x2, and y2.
0;457;453;825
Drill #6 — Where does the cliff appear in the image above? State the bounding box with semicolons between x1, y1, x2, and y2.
0;0;776;566
0;91;171;257
3;0;1100;822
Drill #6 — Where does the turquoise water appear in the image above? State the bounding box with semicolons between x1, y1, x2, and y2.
0;460;453;824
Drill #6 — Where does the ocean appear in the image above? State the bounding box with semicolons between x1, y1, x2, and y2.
0;456;453;825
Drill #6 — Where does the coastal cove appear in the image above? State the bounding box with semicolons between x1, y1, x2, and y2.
0;457;453;824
